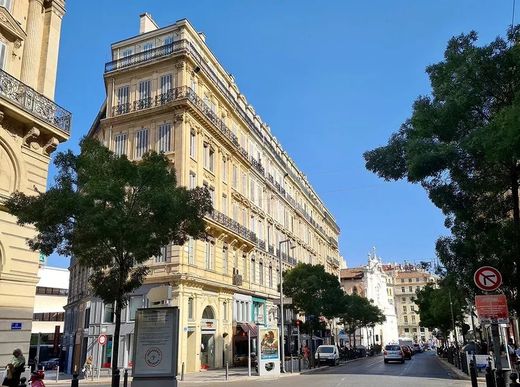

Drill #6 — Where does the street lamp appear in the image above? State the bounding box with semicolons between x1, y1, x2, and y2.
278;239;291;373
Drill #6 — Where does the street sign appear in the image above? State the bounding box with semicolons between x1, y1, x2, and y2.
10;322;22;330
98;334;108;346
475;294;509;324
474;266;502;292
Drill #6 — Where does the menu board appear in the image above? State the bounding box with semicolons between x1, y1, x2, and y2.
133;307;179;378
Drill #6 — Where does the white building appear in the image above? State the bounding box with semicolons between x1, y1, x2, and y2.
339;249;399;347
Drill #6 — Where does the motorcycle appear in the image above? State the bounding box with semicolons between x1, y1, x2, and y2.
29;370;46;387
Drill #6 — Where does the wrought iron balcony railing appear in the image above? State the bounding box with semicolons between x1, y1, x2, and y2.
0;69;71;133
207;209;258;244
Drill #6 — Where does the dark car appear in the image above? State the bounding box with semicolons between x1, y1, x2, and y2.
40;358;60;370
401;345;412;360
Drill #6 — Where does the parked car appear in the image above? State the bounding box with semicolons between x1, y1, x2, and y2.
40;358;60;370
384;344;404;364
315;345;340;366
401;345;412;360
413;344;423;353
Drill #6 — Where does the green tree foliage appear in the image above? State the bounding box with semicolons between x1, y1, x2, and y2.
364;27;520;312
6;138;212;380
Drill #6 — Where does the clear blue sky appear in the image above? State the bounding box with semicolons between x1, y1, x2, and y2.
46;0;515;268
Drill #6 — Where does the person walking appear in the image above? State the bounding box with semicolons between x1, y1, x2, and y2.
2;348;26;387
303;344;311;369
82;355;93;379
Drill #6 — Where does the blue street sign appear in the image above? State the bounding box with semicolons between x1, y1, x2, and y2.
11;322;22;330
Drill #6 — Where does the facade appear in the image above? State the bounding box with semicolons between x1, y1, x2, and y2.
64;14;340;374
339;249;399;347
31;266;69;364
383;263;437;342
0;0;70;365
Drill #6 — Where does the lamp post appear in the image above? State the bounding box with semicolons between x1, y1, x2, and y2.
278;239;291;373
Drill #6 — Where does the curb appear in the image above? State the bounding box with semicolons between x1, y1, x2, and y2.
437;356;486;382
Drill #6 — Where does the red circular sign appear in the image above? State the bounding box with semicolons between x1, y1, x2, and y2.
98;334;108;346
474;266;502;292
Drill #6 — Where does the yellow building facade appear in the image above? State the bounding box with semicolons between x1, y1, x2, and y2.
85;14;340;373
0;0;70;365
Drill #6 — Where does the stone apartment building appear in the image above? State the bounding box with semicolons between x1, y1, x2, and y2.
0;0;70;365
63;14;340;374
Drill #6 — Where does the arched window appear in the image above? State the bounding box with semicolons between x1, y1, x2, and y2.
202;305;214;320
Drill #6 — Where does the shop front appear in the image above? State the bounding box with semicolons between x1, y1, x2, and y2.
200;306;217;369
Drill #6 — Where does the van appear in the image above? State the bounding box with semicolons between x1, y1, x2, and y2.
315;345;340;366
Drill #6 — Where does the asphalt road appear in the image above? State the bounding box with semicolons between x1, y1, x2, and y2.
76;351;470;387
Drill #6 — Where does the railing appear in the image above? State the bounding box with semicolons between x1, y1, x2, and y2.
329;236;338;249
258;240;266;251
327;256;340;268
0;69;71;133
268;245;274;254
104;38;337;230
207;209;258;244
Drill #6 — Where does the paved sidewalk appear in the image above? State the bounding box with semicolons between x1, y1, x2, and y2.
437;355;486;383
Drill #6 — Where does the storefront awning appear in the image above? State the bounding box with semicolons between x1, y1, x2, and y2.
239;323;258;337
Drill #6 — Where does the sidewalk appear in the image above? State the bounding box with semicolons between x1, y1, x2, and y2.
437;355;486;383
44;356;369;386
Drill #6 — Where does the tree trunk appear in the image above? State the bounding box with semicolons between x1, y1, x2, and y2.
112;301;122;387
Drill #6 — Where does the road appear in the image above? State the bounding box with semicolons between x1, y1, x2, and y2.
72;351;470;387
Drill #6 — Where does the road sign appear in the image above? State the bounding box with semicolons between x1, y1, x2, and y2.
474;266;502;291
475;294;509;324
98;334;108;346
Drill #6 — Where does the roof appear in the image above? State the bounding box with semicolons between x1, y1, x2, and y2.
339;268;364;280
396;271;430;279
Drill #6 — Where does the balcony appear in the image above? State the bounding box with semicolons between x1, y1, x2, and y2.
258;240;266;251
329;236;338;249
250;157;265;175
0;69;71;134
327;256;340;268
207;209;258;245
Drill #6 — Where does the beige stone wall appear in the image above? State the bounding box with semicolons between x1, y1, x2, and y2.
0;0;68;366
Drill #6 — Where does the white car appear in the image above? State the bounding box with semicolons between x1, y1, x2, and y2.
315;345;340;366
383;344;405;364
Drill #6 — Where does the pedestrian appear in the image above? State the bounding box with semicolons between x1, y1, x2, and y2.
82;355;93;379
303;344;311;369
2;348;25;387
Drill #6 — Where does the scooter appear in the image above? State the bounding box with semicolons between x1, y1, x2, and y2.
29;370;46;387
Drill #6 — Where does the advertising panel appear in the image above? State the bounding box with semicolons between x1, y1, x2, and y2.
259;327;279;360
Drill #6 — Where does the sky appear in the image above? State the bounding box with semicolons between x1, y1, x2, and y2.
45;0;516;269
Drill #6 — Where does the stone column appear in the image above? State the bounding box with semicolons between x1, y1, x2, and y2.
20;0;45;90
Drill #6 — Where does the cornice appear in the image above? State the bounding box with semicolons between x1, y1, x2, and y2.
0;7;26;44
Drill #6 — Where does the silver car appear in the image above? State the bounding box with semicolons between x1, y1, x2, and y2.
384;344;404;364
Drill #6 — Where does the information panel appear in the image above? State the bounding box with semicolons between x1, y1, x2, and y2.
132;307;179;378
257;326;280;376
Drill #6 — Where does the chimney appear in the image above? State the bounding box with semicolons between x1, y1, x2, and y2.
139;13;159;34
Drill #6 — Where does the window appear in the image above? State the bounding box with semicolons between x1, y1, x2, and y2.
128;296;142;321
156;244;171;263
232;165;238;188
84;308;90;328
135;128;149;159
411;315;416;323
268;265;273;288
0;42;5;70
401;287;405;293
223;301;228;321
401;297;406;303
0;0;12;11
222;245;228;274
412;328;417;333
203;143;215;172
138;80;151;109
420;327;425;333
222;158;227;182
189;172;196;189
164;36;173;46
416;278;420;282
205;239;214;270
36;286;68;296
189;130;196;158
103;303;114;323
402;305;407;313
121;48;133;58
259;260;264;285
187;237;195;265
188;297;194;320
116;85;129;114
143;42;154;59
408;278;412;283
241;172;247;194
222;194;227;215
404;328;410;333
114;133;127;156
400;278;404;283
209;186;215;206
251;257;256;283
158;123;172;153
409;286;413;292
160;74;173;95
404;316;408;324
33;312;65;322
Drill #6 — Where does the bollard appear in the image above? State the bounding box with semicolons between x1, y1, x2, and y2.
56;365;60;383
469;359;478;387
290;355;293;373
298;355;301;372
225;361;229;381
112;369;121;387
181;362;185;381
317;352;320;368
510;373;520;387
71;373;79;387
18;377;27;387
123;369;128;387
486;357;496;387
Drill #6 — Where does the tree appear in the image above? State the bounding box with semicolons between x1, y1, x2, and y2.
282;263;345;333
364;27;520;312
6;138;212;385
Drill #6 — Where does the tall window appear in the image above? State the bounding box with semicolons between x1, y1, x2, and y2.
116;86;129;114
138;80;151;109
259;260;264;285
188;297;194;320
268;265;273;288
128;296;142;321
135;128;149;159
189;129;196;158
114;133;127;156
143;42;154;60
187;237;195;265
222;157;227;182
203;143;215;172
222;245;228;274
156;244;171;263
205;239;215;270
160;74;173;94
189;171;196;189
223;301;228;321
241;172;247;194
209;186;215;207
251;257;256;283
103;303;114;323
232;165;238;188
158;123;172;153
222;194;227;215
